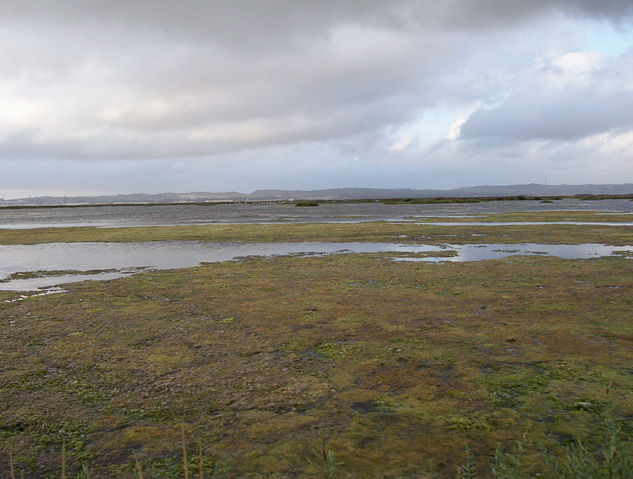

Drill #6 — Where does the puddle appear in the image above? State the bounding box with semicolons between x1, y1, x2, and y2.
351;401;390;414
1;241;631;291
1;272;137;292
2;287;67;304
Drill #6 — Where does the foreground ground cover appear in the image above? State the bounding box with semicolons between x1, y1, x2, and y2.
1;216;633;477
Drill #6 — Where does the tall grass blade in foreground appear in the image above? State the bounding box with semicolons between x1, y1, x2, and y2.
198;438;204;479
9;447;15;479
181;424;189;479
77;464;90;479
61;442;66;479
134;456;144;479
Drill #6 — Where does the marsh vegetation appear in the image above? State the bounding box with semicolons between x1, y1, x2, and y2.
1;212;633;477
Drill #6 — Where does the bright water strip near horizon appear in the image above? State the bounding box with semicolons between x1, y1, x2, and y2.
2;198;633;229
1;241;632;292
4;221;633;229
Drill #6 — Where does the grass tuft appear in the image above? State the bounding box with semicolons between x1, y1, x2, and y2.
307;443;342;479
457;446;476;479
134;456;144;479
551;418;633;479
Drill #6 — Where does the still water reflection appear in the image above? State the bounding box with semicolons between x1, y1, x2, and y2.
1;241;631;291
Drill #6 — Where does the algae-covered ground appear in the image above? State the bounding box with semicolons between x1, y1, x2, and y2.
2;211;633;246
1;213;633;477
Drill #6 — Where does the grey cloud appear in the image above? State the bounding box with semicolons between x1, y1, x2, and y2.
1;1;631;51
0;97;411;159
460;89;633;142
0;2;457;160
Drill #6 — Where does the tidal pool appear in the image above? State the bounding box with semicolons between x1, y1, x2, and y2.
1;241;632;291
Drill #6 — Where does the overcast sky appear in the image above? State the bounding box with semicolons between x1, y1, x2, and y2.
1;1;633;197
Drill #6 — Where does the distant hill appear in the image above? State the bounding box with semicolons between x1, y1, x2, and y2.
249;184;633;200
0;191;247;206
2;184;633;206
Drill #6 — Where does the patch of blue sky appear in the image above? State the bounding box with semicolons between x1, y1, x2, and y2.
390;103;481;149
584;20;632;56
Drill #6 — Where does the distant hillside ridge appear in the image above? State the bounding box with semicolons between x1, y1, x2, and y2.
248;184;633;200
2;183;633;206
0;191;248;206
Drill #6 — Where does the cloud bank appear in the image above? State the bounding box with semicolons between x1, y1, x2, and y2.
1;1;632;195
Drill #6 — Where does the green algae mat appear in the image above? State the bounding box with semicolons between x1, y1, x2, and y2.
3;211;633;246
1;215;633;477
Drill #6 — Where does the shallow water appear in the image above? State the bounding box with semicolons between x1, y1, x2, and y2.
2;287;67;304
1;199;633;229
1;241;631;291
0;242;446;290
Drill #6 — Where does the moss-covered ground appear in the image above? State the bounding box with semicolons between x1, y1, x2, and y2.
2;211;633;246
1;213;633;477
